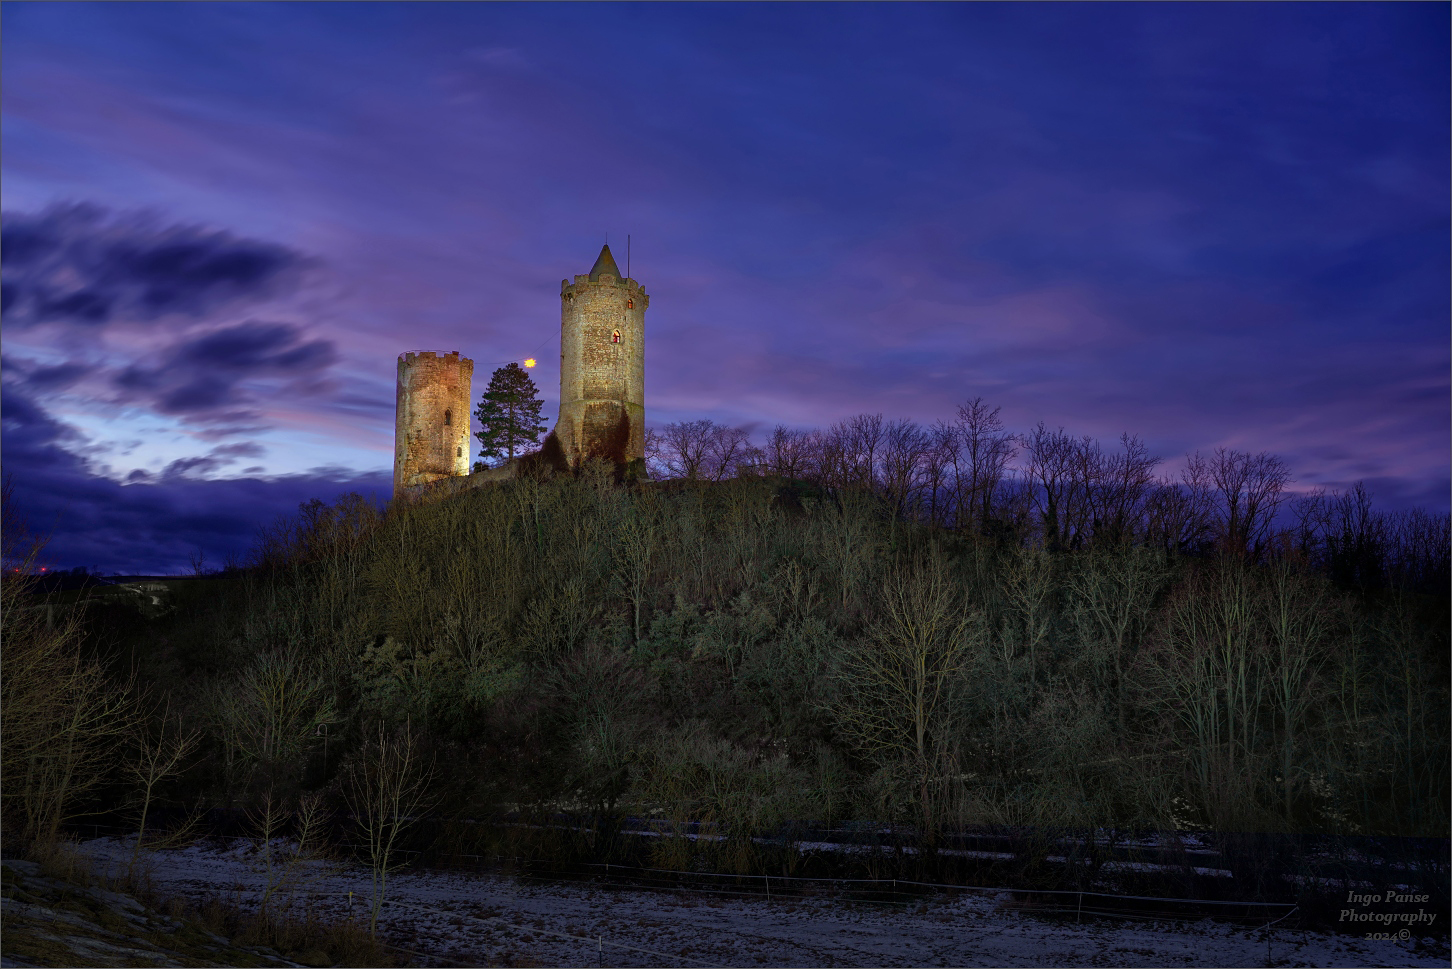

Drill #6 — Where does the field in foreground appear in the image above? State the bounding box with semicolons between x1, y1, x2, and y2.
77;838;1446;968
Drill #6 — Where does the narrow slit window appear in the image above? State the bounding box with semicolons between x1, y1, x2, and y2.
612;329;621;344
627;299;634;309
444;409;452;426
456;447;462;458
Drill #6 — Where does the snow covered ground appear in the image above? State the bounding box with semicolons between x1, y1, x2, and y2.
78;838;1445;968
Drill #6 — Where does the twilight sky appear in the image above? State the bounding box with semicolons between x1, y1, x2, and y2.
3;2;1448;573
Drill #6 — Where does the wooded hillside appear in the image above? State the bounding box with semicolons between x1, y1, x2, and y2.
4;409;1447;914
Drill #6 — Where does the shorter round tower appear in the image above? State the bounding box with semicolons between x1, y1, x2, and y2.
394;350;474;496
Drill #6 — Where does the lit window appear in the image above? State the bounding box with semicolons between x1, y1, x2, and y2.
627;299;634;309
612;330;621;344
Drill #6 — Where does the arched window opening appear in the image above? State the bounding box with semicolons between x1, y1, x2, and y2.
612;330;621;344
444;409;452;426
456;446;462;458
627;299;634;309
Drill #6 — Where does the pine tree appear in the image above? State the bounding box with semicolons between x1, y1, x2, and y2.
474;363;547;468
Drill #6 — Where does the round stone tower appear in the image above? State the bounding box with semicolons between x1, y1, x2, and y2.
394;350;474;496
555;244;648;468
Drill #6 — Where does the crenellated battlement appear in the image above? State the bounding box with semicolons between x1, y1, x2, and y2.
399;350;464;365
562;275;648;303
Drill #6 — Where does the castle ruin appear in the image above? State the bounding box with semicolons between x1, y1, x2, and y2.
393;350;474;494
555;244;648;468
393;245;647;499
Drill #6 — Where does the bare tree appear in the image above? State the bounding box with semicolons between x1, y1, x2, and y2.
921;419;960;529
762;425;819;480
1317;482;1387;589
613;490;662;642
1259;562;1341;820
835;413;886;489
1382;506;1451;594
1;502;137;846
954;398;1017;535
1144;460;1216;555
813;424;852;493
1200;448;1292;559
814;486;881;612
124;703;201;876
879;418;928;525
835;548;983;836
1063;434;1106;547
1023;423;1083;551
642;426;663;478
1088;434;1161;547
704;425;758;481
1139;559;1268;829
1069;546;1169;732
208;645;338;789
1364;590;1451;833
247;788;332;920
650;419;716;480
999;545;1059;690
343;720;436;937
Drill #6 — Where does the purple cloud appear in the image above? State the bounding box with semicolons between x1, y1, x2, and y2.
113;319;338;419
1;202;314;327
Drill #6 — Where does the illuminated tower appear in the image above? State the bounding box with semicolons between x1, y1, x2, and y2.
555;244;648;467
393;350;473;496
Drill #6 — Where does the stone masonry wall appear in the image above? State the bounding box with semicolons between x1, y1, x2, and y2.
394;351;474;497
556;273;647;466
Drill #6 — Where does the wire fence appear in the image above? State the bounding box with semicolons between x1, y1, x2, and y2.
360;889;1300;969
72;817;1447;959
290;835;1300;926
440;853;1297;923
66;827;1349;969
60;821;1313;926
329;863;1305;969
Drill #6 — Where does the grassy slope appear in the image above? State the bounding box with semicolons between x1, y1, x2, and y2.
1;859;298;968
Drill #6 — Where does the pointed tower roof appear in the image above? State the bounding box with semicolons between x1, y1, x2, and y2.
589;244;623;281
